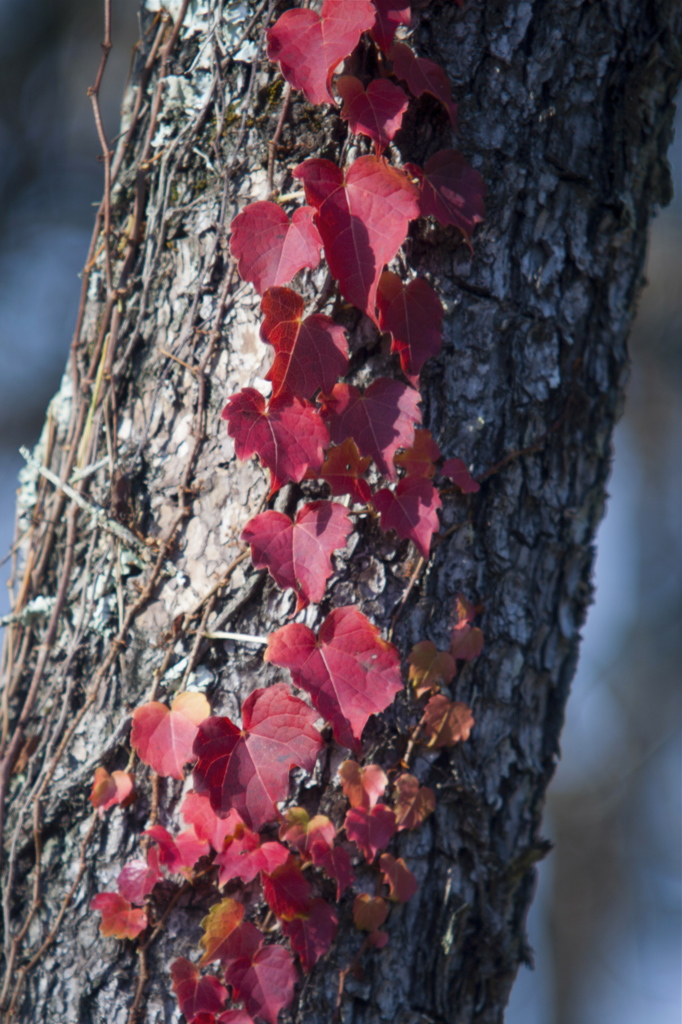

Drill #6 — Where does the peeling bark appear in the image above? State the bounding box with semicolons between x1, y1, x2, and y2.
0;2;680;1023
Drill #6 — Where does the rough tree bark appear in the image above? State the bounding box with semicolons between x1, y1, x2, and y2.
0;1;679;1022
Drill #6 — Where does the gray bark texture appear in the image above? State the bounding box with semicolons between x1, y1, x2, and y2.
0;1;679;1022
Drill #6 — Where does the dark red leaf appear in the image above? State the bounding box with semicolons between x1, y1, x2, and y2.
441;456;480;493
377;271;444;383
282;898;339;973
265;606;402;752
263;858;312;921
91;892;148;940
311;840;355;900
372;476;442;557
344;804;397;861
379;852;418;902
229;202;322;294
225;944;297;1024
267;0;375;105
222;388;329;499
279;807;336;861
337;76;409;154
211;921;264;971
370;0;411;54
294;156;418;322
390;41;457;126
313;439;372;504
170;958;228;1021
406;149;485;244
394;428;442;479
241;501;352;613
192;684;324;831
260;287;348;400
131;692;210;780
320;378;421;479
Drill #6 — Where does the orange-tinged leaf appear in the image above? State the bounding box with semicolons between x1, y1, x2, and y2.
379;852;418;902
422;695;474;748
91;892;147;940
450;594;484;661
407;640;455;697
394;428;442;479
279;808;336;860
392;773;436;831
338;761;388;810
353;893;388;932
199;898;245;965
117;847;163;905
131;691;210;779
315;438;372;504
89;766;134;816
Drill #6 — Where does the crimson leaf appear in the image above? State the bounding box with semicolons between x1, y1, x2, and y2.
170;959;228;1021
372;476;442;557
370;0;411;54
337;76;409;155
131;692;210;780
229;202;322;294
406;149;486;244
377;271;444;383
390;41;457;126
225;944;297;1024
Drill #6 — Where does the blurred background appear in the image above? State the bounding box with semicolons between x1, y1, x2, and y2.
0;3;679;1021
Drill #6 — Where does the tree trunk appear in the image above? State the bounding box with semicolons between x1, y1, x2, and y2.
0;1;679;1022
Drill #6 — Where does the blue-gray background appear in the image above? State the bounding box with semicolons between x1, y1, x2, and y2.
0;3;679;1021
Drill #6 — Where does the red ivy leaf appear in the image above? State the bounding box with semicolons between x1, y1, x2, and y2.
314;439;372;504
279;807;336;861
320;378;421;479
370;0;411;54
117;848;163;905
394;428;442;479
91;892;148;940
181;791;243;853
89;766;134;816
215;827;289;887
377;271;444;383
170;958;228;1021
260;287;348;400
265;606;402;753
229;202;322;294
450;594;484;660
372;476;442;557
422;695;474;747
353;893;389;932
131;692;210;780
225;944;298;1024
222;388;329;499
338;760;388;810
241;501;352;613
192;684;324;831
311;840;355;900
390;41;457;127
144;824;210;877
191;1012;255;1024
294;156;419;322
199;898;245;966
379;852;418;902
337;76;409;154
211;921;263;971
267;0;376;105
282;898;339;973
392;773;436;831
263;858;312;922
344;804;397;861
441;455;480;493
407;640;455;696
406;150;486;244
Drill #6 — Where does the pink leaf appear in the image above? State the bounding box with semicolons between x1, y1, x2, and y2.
372;476;442;557
370;0;411;54
229;202;322;294
131;692;210;780
117;848;163;905
267;0;376;105
181;790;243;853
320;378;421;479
294;156;418;322
337;76;409;154
344;804;397;861
192;684;324;831
441;456;480;493
216;827;289;887
279;808;336;861
225;944;298;1024
265;607;402;753
89;766;134;817
390;41;457;127
282;898;338;973
144;824;210;876
91;892;148;940
222;388;329;499
313;438;372;505
170;958;228;1021
406;149;486;244
261;287;348;400
241;501;352;613
377;271;444;383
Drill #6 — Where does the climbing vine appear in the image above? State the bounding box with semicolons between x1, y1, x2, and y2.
87;2;486;1021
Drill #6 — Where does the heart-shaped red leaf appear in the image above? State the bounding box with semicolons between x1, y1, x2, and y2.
199;898;245;966
344;804;397;861
117;848;163;905
265;606;402;752
390;41;457;126
314;439;372;504
229;202;322;294
279;808;336;860
181;791;243;853
370;0;411;54
89;766;134;816
225;944;298;1024
260;287;348;399
241;501;352;613
338;761;388;809
377;271;444;383
222;388;329;499
144;824;210;876
131;692;210;779
282;898;339;973
263;858;312;921
294;156;418;322
406;150;486;244
372;476;442;557
170;958;228;1021
215;826;290;887
91;892;148;940
267;0;376;105
193;684;323;831
320;378;421;479
337;76;409;154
